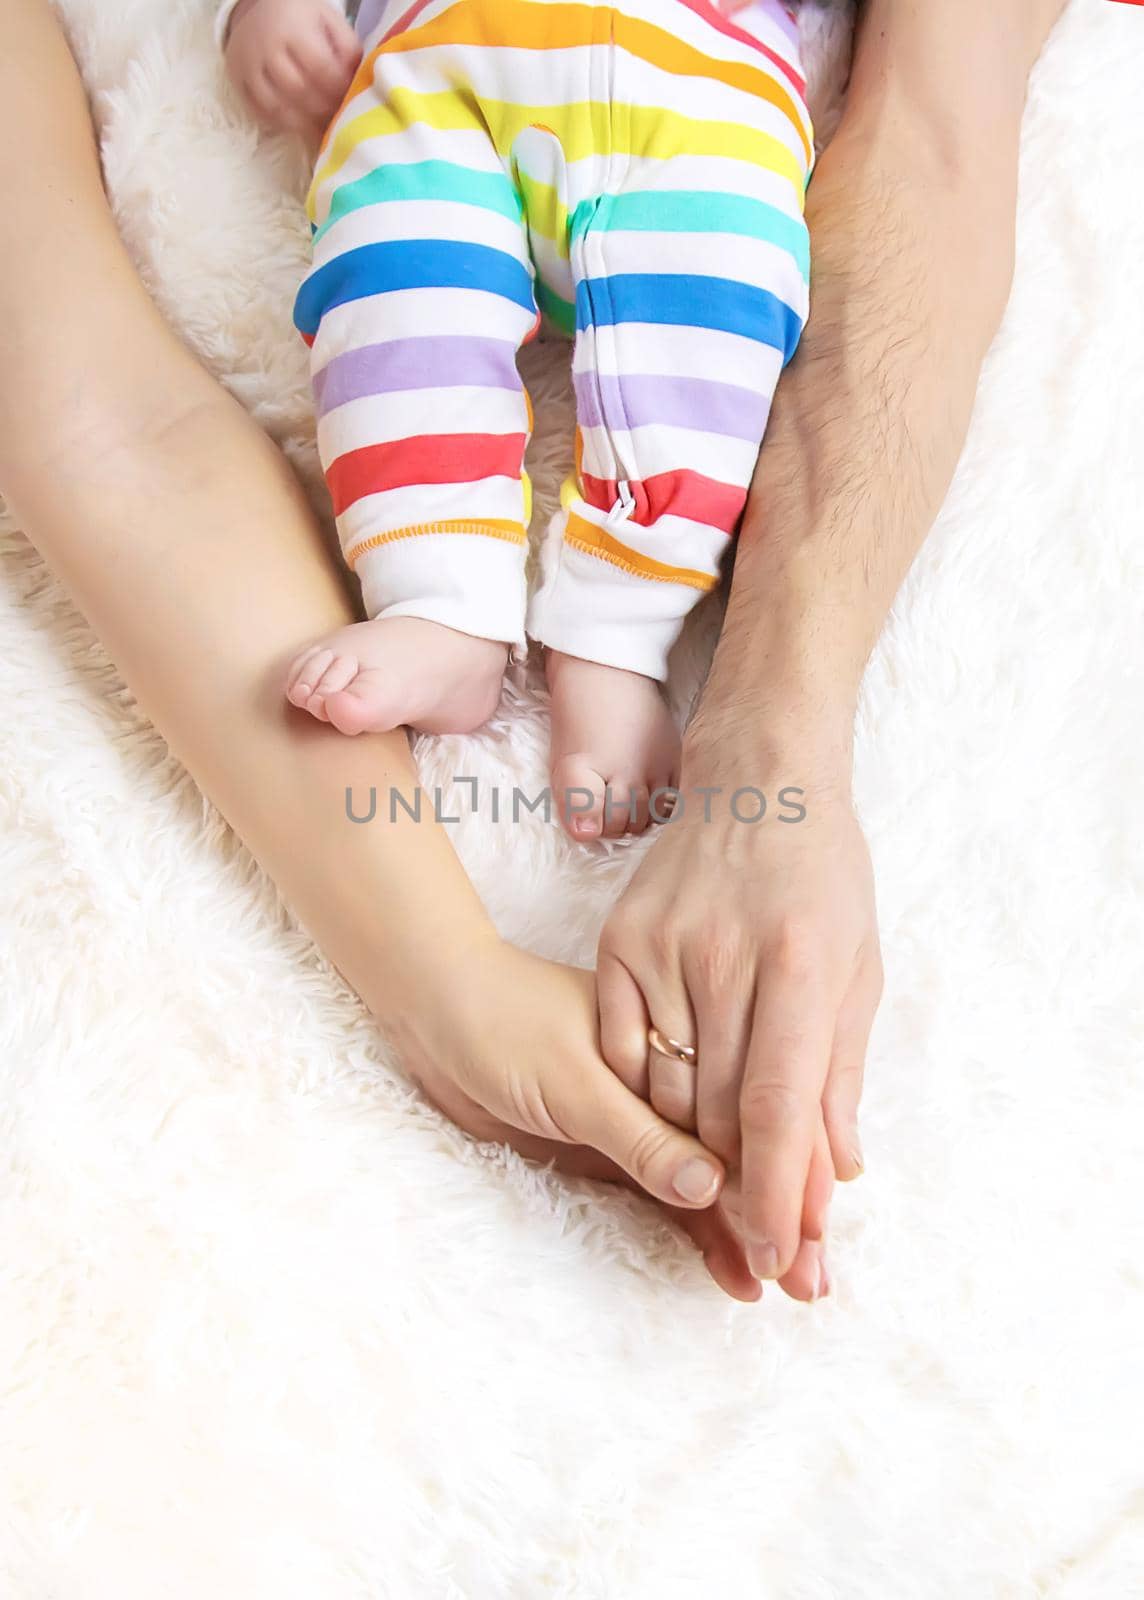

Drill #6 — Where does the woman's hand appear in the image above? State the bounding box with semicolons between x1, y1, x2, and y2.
223;0;361;137
380;938;798;1302
597;760;882;1289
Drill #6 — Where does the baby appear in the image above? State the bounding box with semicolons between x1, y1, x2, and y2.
221;0;812;839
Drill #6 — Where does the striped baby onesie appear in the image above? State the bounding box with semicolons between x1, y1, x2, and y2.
294;0;812;678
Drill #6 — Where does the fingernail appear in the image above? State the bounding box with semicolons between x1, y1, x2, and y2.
810;1259;826;1301
672;1159;720;1204
849;1139;865;1174
747;1242;780;1280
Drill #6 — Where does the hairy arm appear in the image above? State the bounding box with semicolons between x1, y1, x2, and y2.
599;0;1068;1286
699;0;1068;761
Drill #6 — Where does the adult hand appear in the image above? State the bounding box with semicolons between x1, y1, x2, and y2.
597;758;882;1288
383;939;770;1301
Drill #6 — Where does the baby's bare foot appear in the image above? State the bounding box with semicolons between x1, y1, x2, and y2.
546;651;680;840
286;617;508;735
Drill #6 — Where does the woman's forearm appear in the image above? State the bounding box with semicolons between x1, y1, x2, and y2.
3;393;496;1001
0;0;495;1012
689;0;1066;779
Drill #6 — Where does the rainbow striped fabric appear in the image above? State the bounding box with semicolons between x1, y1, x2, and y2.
295;0;812;676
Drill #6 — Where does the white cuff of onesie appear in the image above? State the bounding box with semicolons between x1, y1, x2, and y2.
356;530;529;657
527;539;694;682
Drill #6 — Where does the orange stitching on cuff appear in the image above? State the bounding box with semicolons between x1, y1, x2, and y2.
345;520;527;569
562;519;718;594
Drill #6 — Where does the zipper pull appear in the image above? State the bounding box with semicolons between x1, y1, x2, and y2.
609;479;636;526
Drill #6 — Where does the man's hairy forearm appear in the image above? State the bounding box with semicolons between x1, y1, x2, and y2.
689;0;1065;778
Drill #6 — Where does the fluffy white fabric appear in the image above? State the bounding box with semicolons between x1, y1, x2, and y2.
2;1;1142;1593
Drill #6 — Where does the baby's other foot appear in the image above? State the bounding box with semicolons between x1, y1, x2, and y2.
546;650;680;841
286;617;508;735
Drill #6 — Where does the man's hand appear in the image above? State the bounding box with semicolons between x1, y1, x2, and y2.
223;0;361;137
596;0;1066;1287
598;765;881;1285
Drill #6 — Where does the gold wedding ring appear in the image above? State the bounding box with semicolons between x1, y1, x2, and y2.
648;1027;698;1066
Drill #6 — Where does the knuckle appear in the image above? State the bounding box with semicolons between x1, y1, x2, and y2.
689;924;748;990
599;900;650;954
739;1077;804;1133
766;918;820;982
648;915;685;968
626;1122;674;1181
829;1056;865;1090
601;1033;646;1086
597;919;630;964
603;912;678;973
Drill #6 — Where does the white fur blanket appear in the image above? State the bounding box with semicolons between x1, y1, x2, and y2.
2;2;1142;1594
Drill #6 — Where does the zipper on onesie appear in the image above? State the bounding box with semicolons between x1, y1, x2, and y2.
609;477;636;528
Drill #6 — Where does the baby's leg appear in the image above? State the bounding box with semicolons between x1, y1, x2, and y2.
528;12;813;833
289;49;538;734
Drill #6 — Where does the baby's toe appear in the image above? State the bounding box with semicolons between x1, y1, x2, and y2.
307;653;359;713
551;755;607;840
287;646;334;708
602;778;650;837
324;686;376;737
